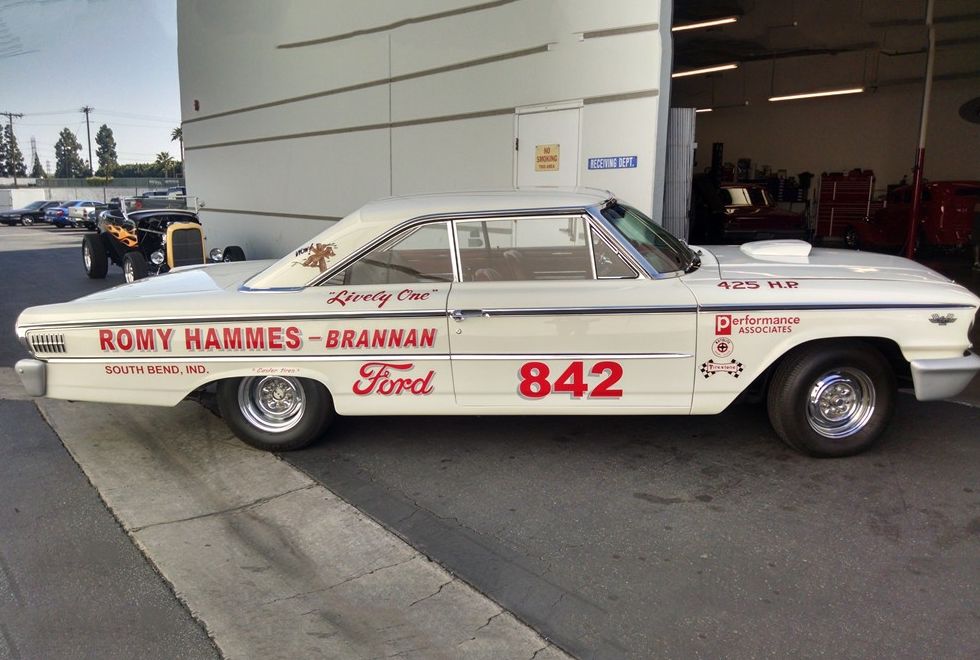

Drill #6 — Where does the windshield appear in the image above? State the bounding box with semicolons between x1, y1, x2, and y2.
600;204;695;274
24;201;46;210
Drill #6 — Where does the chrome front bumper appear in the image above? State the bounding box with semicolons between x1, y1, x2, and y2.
15;359;46;397
910;352;980;401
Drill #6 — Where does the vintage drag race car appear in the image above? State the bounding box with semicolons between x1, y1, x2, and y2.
83;197;246;283
15;189;980;457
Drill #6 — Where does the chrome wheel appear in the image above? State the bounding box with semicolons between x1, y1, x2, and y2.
83;242;92;271
123;260;134;283
237;376;306;433
806;368;876;439
22;215;33;226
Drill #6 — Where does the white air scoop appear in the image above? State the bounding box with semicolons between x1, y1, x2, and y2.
739;240;813;259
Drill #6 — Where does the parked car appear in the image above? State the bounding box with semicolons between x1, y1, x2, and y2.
0;200;64;226
44;202;78;227
81;197;246;283
844;181;980;252
689;177;807;244
14;189;979;458
67;200;106;230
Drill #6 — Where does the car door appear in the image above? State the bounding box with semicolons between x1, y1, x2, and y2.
298;220;455;415
447;214;698;412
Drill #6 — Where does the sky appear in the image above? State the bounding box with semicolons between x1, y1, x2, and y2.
0;0;180;171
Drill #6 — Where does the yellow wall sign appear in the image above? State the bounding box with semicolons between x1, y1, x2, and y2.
535;144;560;171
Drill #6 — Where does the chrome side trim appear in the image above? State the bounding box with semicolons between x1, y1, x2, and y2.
473;305;697;317
44;352;689;364
698;303;977;312
451;353;691;360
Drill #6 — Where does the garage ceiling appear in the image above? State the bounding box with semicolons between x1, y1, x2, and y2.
672;0;980;105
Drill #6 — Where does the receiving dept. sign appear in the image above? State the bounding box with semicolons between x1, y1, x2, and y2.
587;155;638;170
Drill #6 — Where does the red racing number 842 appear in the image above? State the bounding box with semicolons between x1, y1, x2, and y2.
518;361;624;399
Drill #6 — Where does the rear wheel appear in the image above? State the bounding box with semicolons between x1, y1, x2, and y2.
222;245;246;262
123;251;149;283
82;235;108;279
217;377;334;451
843;227;859;250
767;341;895;457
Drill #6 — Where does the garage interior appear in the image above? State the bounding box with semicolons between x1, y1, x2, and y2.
669;0;979;254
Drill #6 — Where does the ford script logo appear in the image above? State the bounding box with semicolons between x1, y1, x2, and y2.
928;313;957;326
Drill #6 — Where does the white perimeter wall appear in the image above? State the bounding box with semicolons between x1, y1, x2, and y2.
0;187;147;211
178;0;669;258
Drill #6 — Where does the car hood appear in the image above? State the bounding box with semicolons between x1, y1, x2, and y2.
16;260;275;329
703;241;953;284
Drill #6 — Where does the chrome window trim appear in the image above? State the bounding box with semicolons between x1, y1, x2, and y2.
309;204;604;287
586;222;639;280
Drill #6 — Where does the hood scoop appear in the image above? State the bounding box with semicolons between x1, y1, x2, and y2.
739;240;812;259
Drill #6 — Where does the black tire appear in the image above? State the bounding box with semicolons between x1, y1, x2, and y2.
21;215;33;226
843;227;859;250
222;245;246;262
82;234;109;279
767;341;896;457
216;377;334;451
123;251;149;283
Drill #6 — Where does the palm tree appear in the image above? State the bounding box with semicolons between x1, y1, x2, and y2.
155;151;176;178
170;127;184;165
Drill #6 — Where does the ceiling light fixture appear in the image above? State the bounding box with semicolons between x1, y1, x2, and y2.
672;17;738;32
695;108;713;113
672;63;738;78
768;87;865;102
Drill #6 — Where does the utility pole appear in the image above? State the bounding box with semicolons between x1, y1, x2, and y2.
81;105;94;175
1;111;24;186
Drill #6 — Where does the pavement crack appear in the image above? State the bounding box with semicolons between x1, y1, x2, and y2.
258;555;418;607
130;483;316;532
530;643;549;659
474;610;503;632
407;577;453;607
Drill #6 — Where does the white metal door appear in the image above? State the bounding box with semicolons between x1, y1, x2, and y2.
515;108;581;188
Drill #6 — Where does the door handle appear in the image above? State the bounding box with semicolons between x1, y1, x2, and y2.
449;309;486;322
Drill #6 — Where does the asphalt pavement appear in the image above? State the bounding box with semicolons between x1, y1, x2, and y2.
0;226;218;659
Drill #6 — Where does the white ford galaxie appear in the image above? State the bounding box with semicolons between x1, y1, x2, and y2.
15;189;980;457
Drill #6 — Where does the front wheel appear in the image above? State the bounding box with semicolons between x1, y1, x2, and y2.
217;376;334;451
767;342;895;457
123;251;149;283
21;215;33;226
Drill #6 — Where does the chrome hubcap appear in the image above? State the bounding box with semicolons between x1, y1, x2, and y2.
124;260;134;283
83;243;92;270
806;368;876;439
238;376;305;433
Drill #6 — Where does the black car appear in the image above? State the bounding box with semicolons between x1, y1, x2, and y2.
83;197;246;283
0;200;64;226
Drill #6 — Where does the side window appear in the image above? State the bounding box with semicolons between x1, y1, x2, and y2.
456;216;595;282
590;229;637;279
329;222;453;285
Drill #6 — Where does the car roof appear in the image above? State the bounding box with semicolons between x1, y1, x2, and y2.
355;188;613;227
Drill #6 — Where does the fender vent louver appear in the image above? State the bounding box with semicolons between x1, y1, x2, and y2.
30;333;67;354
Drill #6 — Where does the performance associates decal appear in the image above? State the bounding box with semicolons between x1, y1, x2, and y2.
715;314;800;335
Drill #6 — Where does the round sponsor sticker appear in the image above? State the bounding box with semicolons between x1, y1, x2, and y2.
711;337;734;358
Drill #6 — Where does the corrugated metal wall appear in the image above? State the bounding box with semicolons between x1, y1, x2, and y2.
662;107;696;239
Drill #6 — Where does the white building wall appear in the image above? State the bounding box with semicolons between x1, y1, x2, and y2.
178;0;669;258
